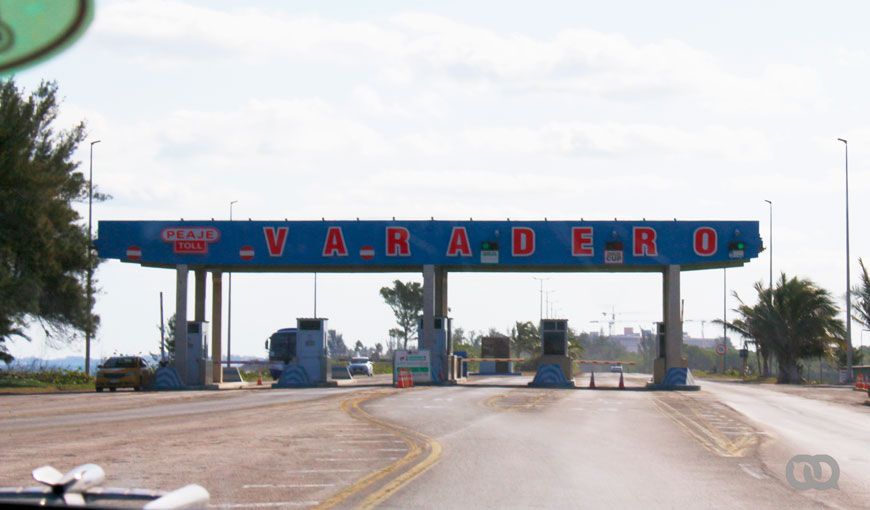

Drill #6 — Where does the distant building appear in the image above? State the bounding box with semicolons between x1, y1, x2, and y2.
612;327;642;352
683;335;732;350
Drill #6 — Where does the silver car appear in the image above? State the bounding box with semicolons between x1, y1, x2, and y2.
348;357;373;376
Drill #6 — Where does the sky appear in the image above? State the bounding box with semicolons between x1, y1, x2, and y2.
9;0;870;360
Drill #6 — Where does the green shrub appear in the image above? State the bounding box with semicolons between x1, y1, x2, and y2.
0;367;93;387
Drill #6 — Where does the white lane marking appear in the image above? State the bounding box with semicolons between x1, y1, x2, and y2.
738;463;769;480
316;458;400;462
376;448;407;452
334;433;394;437
209;501;319;508
243;484;335;489
336;440;405;444
284;469;365;473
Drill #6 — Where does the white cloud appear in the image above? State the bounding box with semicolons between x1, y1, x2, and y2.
92;2;821;116
461;122;770;160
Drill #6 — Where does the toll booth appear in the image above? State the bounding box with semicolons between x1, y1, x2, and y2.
529;318;574;387
479;336;514;375
417;316;451;384
186;321;211;386
273;318;330;387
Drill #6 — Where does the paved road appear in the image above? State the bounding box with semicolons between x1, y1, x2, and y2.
362;373;853;509
703;380;870;508
1;374;866;509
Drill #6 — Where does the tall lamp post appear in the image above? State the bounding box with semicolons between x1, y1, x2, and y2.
532;277;549;324
764;199;772;288
85;139;101;376
837;138;853;382
228;200;238;369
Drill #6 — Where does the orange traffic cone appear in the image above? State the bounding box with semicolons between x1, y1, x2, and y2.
618;372;625;390
256;371;263;386
588;371;596;389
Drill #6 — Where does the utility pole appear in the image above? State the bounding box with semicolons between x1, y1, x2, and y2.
159;291;165;361
837;138;853;383
228;200;237;368
85;139;101;375
723;268;727;374
532;277;548;324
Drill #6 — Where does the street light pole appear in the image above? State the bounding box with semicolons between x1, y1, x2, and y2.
838;138;853;382
532;277;548;324
228;200;238;368
723;268;727;374
85;139;100;376
764;199;772;289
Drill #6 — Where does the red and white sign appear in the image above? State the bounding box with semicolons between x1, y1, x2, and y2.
322;227;348;257
386;227;411;256
446;227;472;257
126;245;142;261
240;245;255;261
360;246;375;260
716;344;726;356
160;227;220;255
512;227;535;256
263;227;289;257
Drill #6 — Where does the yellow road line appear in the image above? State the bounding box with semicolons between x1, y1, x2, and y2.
652;396;756;458
314;388;442;510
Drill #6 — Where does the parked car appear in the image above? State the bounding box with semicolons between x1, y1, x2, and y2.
95;356;153;392
348;356;374;376
609;364;624;373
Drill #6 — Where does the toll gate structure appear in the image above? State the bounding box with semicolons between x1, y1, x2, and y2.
95;219;761;387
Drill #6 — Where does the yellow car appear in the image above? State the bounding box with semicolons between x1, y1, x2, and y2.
95;356;152;392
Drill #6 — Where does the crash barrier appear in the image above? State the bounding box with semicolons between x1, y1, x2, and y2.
331;365;353;380
273;365;312;388
528;364;574;388
153;366;184;390
222;367;244;383
396;368;414;388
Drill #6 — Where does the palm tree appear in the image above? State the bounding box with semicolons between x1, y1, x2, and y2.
726;274;844;384
848;258;870;365
852;258;870;327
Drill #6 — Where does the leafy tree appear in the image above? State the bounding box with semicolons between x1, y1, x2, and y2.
353;340;365;354
727;274;844;383
848;257;870;366
638;328;656;373
158;313;176;360
327;329;348;357
579;334;628;361
0;80;107;362
510;321;540;357
379;280;422;349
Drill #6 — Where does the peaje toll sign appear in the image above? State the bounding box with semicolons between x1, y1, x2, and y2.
97;219;761;271
160;227;220;255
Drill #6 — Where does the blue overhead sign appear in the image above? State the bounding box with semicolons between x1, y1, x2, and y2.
95;220;761;272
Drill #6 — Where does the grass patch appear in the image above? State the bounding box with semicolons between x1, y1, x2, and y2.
0;368;95;393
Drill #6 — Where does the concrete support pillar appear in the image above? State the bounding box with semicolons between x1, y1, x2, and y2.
194;270;207;322
211;272;223;383
422;264;435;350
174;264;189;385
663;265;683;371
434;267;448;316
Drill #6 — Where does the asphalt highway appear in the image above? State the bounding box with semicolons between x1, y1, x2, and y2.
1;374;867;509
